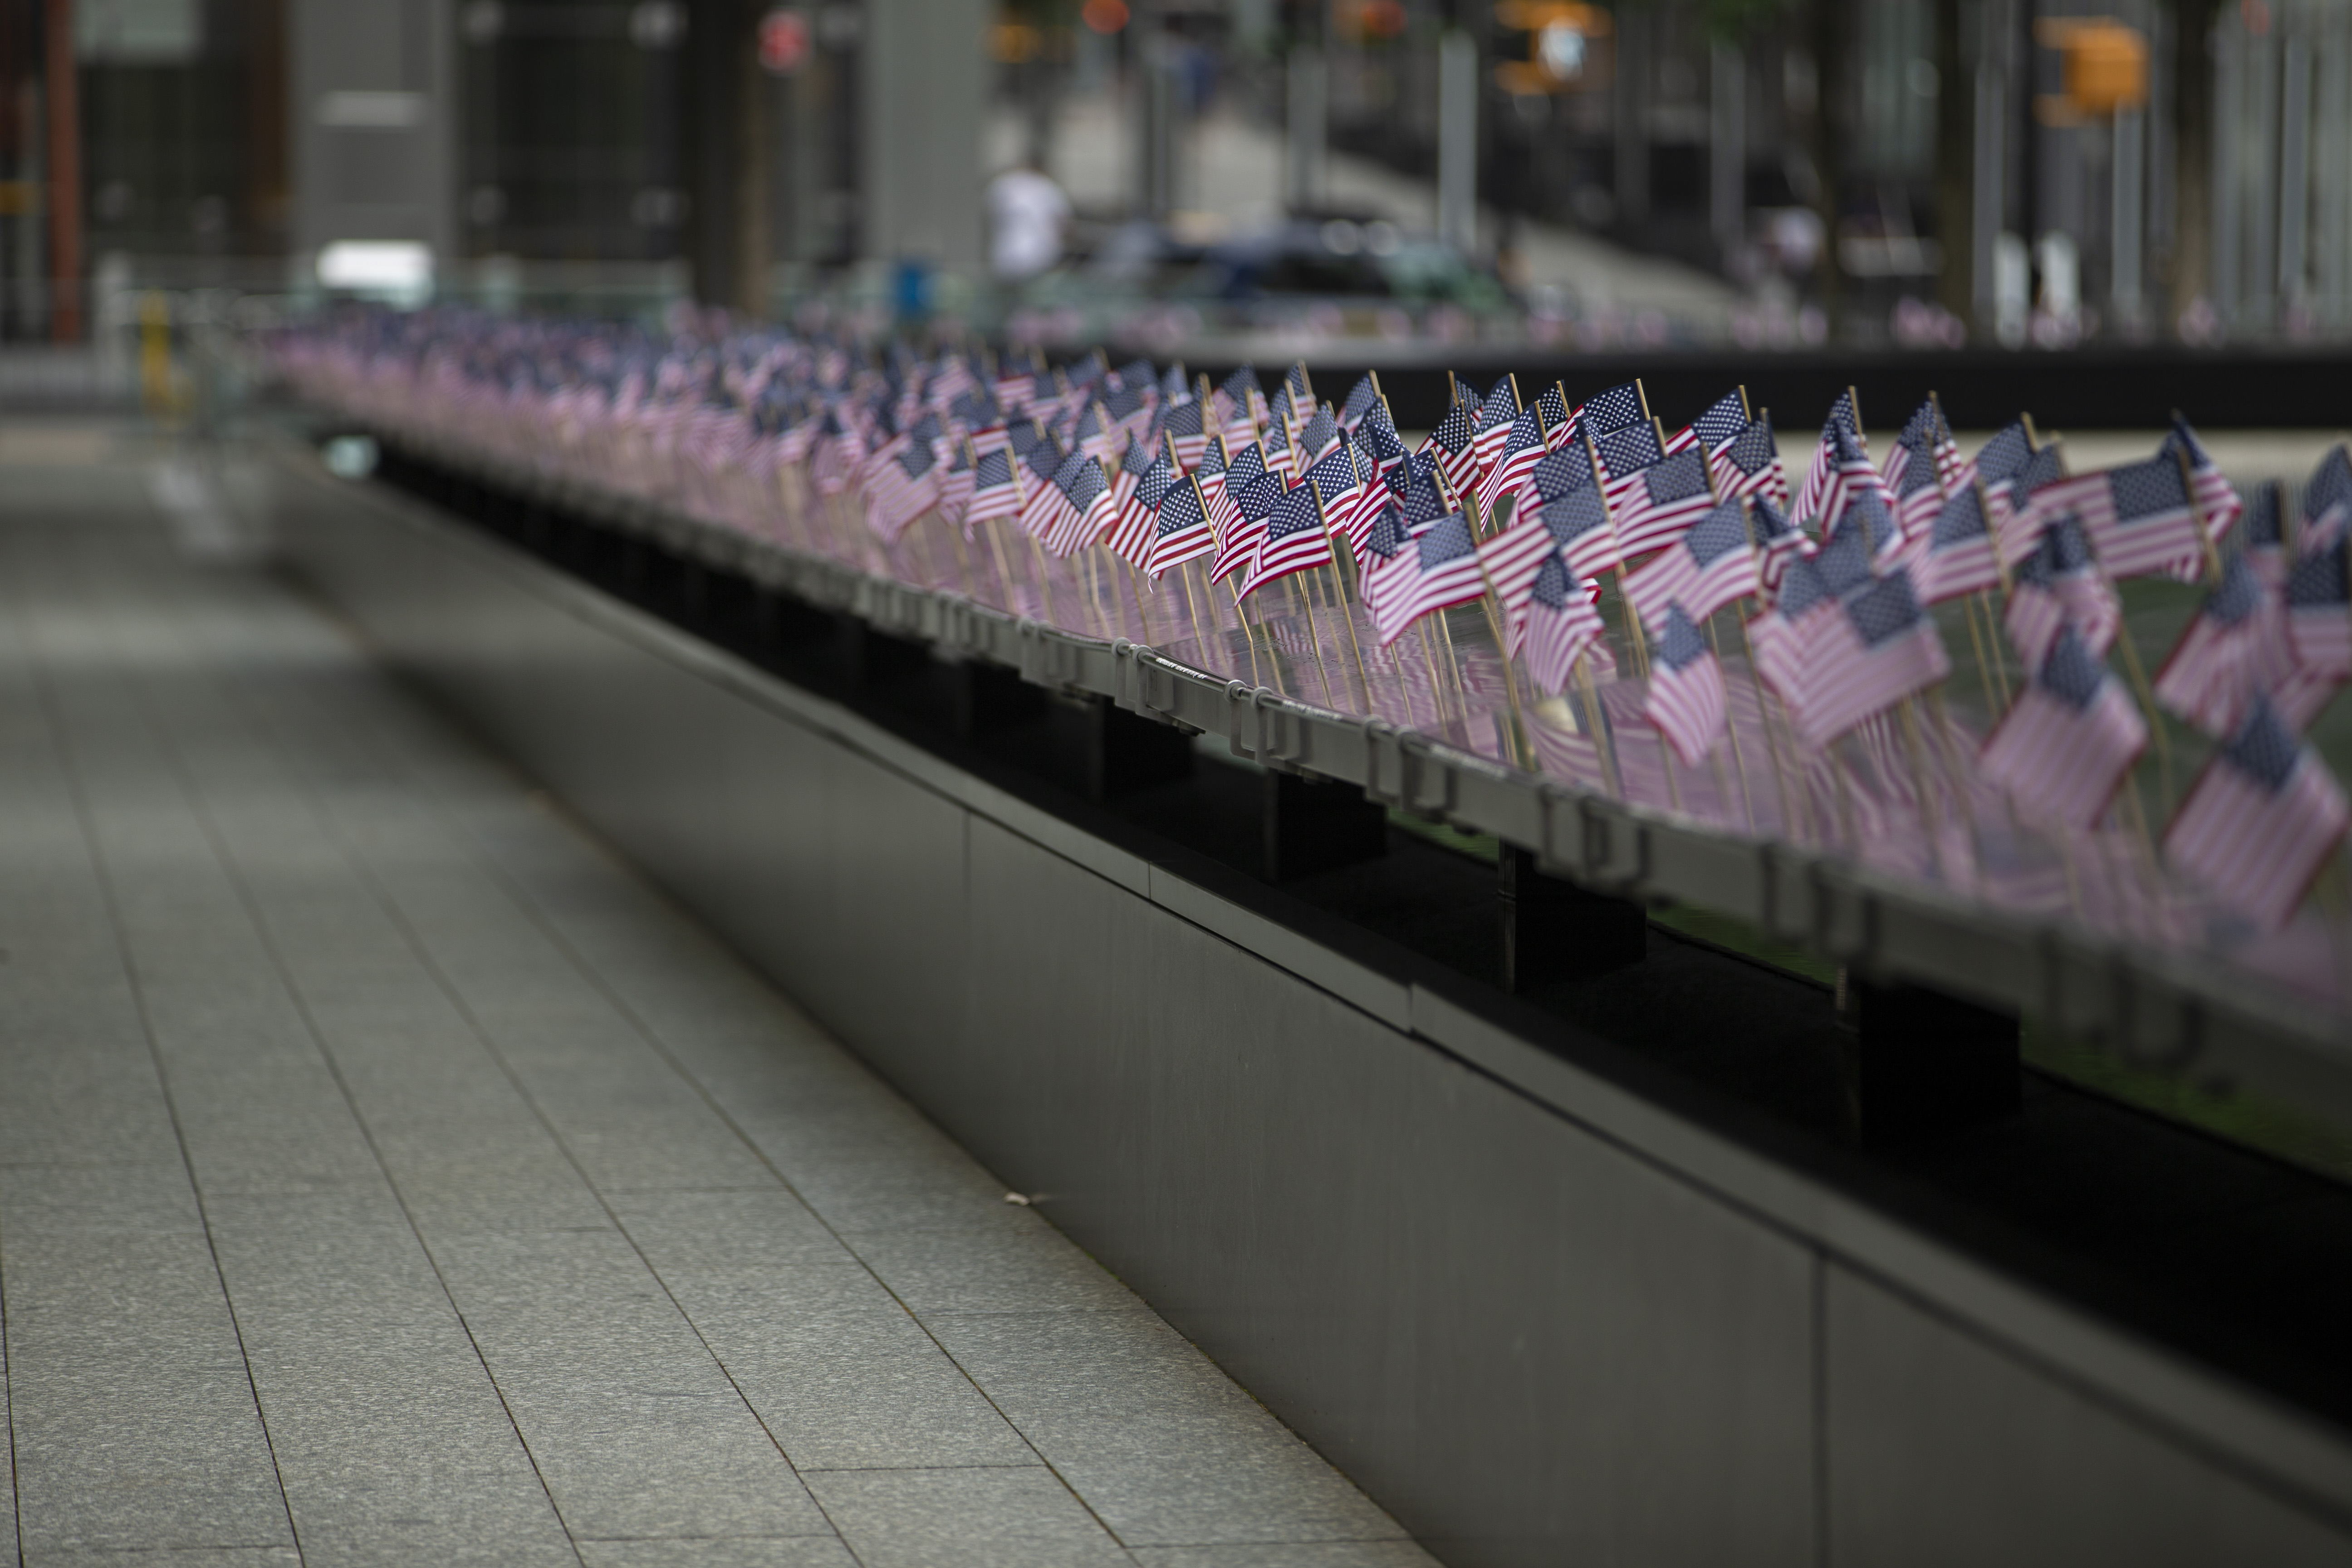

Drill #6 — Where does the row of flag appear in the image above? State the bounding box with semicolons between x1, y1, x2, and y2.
274;311;2352;937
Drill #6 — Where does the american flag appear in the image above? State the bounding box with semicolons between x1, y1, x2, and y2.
1749;494;1812;591
1338;371;1383;432
1906;485;2003;606
2241;479;2289;588
1472;377;1522;472
1793;389;1865;523
1162;397;1209;469
1107;440;1179;568
1882;400;1956;541
1806;421;1885;536
1595;422;1665;502
963;444;1022;524
1016;442;1077;540
1477;505;1563;648
1534;382;1572;436
1357;502;1417;636
1110;429;1157;519
1973;421;2036;494
1993;441;2071;564
863;436;941;539
1610;446;1718;558
1044;452;1120;558
1710;414;1786;506
2005;515;2121;671
1625;499;1763;628
1298;406;1342;464
1577;380;1647;438
937;440;977;533
2164;696;2350;930
1540;485;1627;581
1355;401;1407;479
1195;432;1241;534
2153;554;2293;736
1147;473;1218;579
1242;480;1334;597
1528;443;1599;504
2277;534;2352;728
1304;442;1369;549
1825;485;1904;563
1525;551;1610;694
1477;408;1549;517
1979;625;2148;829
2159;415;2245;549
1668;389;1749;457
1372;511;1489;644
2303;444;2352;546
1213;470;1289;583
1284;361;1316;420
1422;401;1481;497
1644;604;1728;766
2020;455;2208;580
1784;568;1950;748
1748;552;1843;718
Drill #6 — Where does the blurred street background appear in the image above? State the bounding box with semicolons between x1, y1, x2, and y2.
2;0;2351;372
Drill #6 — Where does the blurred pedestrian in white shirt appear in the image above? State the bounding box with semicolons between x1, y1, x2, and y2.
989;162;1070;283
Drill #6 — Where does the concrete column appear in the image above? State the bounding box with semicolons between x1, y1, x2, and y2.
861;0;986;276
289;0;454;275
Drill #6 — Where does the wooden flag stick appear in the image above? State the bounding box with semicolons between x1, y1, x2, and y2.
1297;573;1337;706
2170;411;2226;583
1437;612;1471;718
1419;622;1450;725
1326;564;1371;696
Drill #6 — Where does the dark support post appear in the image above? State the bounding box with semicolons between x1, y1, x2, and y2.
948;659;1047;741
1838;978;2021;1143
833;616;932;694
1082;698;1193;802
1262;770;1387;882
1497;847;1649;990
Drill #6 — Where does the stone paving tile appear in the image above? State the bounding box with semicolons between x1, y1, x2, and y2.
1128;1546;1442;1568
801;1467;1134;1568
574;1539;860;1568
26;1551;304;1568
923;1310;1406;1549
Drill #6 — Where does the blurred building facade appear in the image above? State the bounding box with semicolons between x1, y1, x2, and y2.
0;0;2345;347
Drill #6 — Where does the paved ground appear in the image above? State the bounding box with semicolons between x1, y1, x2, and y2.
0;428;1434;1568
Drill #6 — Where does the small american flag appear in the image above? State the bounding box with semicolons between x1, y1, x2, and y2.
2153;554;2293;736
1644;604;1728;766
2160;415;2245;550
1825;485;1904;564
1016;443;1078;539
1107;440;1179;568
1213;470;1289;583
1525;551;1610;694
1477;505;1563;649
1906;485;2003;606
1304;442;1369;549
1595;422;1665;501
1610;447;1717;558
1355;401;1407;478
2005;515;2121;671
1793;389;1865;523
1162;397;1209;469
1298;406;1342;464
1807;422;1886;537
1749;495;1812;591
1534;382;1572;436
1786;568;1950;748
1528;443;1599;504
1541;486;1627;581
1472;377;1522;472
937;441;978;534
1196;433;1243;536
2021;455;2207;580
964;445;1023;524
2164;696;2349;929
1979;626;2148;829
2276;534;2352;728
1043;453;1119;557
863;436;940;540
1477;407;1549;517
2302;444;2352;546
1625;499;1763;628
1422;401;1481;497
1242;480;1335;597
1577;380;1647;438
1372;511;1489;644
1669;389;1749;457
1710;414;1786;506
1882;400;1955;542
2240;479;2288;588
1993;442;2071;564
1973;421;2036;493
1357;502;1416;636
1338;372;1383;432
1147;473;1218;579
1284;361;1316;420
